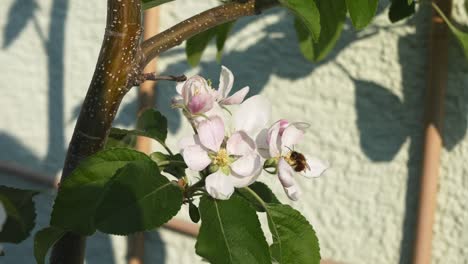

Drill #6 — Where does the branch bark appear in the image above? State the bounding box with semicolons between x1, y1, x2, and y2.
50;0;142;263
140;0;277;66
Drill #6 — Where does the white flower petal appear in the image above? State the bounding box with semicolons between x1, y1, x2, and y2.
230;171;260;188
284;184;301;201
268;123;281;157
176;81;185;95
302;157;329;178
277;158;295;188
255;128;270;159
220;86;249;105
182;145;211;171
205;171;235;200
198;116;225;152
280;125;304;152
178;135;200;151
234;95;271;136
0;202;6;231
218;65;234;98
230;153;262;179
226;131;255;156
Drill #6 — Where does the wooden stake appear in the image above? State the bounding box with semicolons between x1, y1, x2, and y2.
127;6;160;264
412;1;451;263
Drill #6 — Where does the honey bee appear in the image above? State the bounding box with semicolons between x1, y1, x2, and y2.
288;151;311;172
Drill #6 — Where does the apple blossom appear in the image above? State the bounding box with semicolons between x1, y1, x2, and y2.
172;75;215;115
257;119;328;201
179;95;271;200
180;116;262;200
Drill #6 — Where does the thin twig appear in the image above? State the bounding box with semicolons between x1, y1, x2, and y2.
143;73;187;82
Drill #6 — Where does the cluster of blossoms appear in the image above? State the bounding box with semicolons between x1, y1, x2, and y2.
173;66;328;201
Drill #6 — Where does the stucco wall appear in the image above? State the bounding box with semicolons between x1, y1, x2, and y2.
0;0;467;263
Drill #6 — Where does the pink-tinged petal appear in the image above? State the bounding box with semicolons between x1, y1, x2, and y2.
280;125;304;152
182;145;211;171
234;95;271;136
218;65;234;98
205;171;235;200
268;123;281;157
277;158;295;188
178;135;200;151
255;128;270;159
278;119;290;135
226;131;255;156
183;75;209;103
198;116;225;152
230;153;262;179
302;157;329;178
220;86;249;105
188;93;214;114
192;103;227;127
284;184;301;201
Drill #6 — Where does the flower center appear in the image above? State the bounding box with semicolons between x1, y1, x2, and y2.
213;148;229;167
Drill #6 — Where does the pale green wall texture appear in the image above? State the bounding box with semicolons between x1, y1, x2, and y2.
0;0;467;263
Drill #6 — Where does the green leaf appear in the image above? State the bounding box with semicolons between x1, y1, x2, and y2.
237;182;280;212
0;186;38;243
108;109;169;151
186;22;236;67
216;22;235;62
189;202;200;223
105;128;137;149
149;152;187;178
136;108;168;143
465;0;468;15
186;29;217;67
34;226;66;264
279;0;321;41
141;0;174;10
345;0;378;29
94;161;183;235
389;0;416;23
294;0;346;62
195;195;271;264
295;19;315;61
266;204;321;264
51;148;151;235
433;3;468;60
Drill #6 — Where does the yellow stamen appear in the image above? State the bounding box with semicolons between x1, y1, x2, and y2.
213;148;229;167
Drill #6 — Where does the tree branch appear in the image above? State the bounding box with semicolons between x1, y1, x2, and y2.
50;0;142;263
139;0;278;66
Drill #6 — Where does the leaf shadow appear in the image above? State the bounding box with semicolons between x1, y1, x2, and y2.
3;0;39;48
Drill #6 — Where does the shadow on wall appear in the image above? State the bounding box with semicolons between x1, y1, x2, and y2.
353;6;468;264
